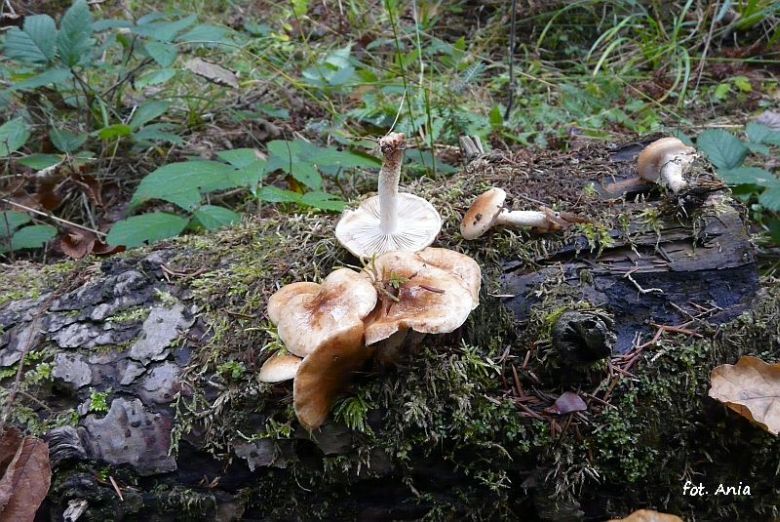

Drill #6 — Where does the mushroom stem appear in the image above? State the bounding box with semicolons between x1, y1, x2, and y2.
660;159;688;193
494;210;549;229
378;136;404;235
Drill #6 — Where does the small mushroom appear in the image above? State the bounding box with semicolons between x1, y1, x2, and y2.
460;188;576;240
362;250;477;346
335;132;442;258
258;354;302;383
293;322;372;430
267;268;377;357
637;137;697;193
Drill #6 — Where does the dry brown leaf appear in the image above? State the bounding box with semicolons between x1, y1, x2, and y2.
756;111;780;131
546;391;587;415
609;509;684;522
708;355;780;435
58;229;97;260
184;58;239;89
0;429;52;522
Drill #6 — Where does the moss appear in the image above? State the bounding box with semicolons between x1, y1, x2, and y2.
0;260;78;307
106;305;150;324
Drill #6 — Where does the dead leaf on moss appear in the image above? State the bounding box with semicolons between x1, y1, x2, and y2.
708;355;780;435
0;428;52;522
609;509;684;522
545;391;587;415
184;58;239;89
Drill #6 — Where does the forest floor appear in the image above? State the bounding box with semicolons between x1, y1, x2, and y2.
0;1;779;521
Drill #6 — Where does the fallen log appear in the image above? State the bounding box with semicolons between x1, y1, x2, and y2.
0;143;777;521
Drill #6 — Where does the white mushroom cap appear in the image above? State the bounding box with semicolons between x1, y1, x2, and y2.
335;132;442;257
637;137;697;193
335;193;441;256
460;188;507;240
258;354;302;383
267;268;377;357
362;250;475;346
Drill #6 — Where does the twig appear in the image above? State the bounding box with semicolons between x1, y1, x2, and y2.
623;268;663;295
504;0;517;119
1;198;107;238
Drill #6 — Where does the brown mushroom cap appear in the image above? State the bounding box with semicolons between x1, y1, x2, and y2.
293;322;372;430
362;250;475;346
267;268;377;357
637;137;696;184
460;188;507;240
258;354;302;383
415;247;482;306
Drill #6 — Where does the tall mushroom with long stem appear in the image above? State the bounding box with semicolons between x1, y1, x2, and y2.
335;133;442;258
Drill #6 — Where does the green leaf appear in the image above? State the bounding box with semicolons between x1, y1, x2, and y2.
217;148;262;168
489;105;504;129
697;129;749;170
300;191;346;211
131;161;241;210
107;212;188;247
8;224;57;251
92;19;134;32
291;0;309;17
258;186;302;203
135;68;176;88
11;67;72;91
18;153;63;170
746;122;780;146
193;205;240;230
718;167;777;187
57;0;94;67
177;24;230;44
745;142;771;155
133;15;196;42
0;118;31;157
144;41;178;67
759;187;780;211
713;83;730;100
3;15;57;64
0;211;31;237
289;162;321;189
130;101;170;130
733;76;752;93
97;124;132;140
50;128;87;153
132;124;182;145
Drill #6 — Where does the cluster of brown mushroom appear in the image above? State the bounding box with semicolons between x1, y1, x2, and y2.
260;248;480;430
257;132;694;431
258;133;487;430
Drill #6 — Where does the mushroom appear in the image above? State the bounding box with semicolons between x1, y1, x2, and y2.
637;137;697;193
335;132;442;258
460;188;577;240
605;137;697;195
362;250;477;346
258;354;302;383
293;322;372;430
267;268;377;357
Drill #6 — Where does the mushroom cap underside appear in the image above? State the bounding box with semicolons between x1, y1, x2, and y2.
335;193;442;258
293;323;373;430
258;354;303;383
460;188;507;239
